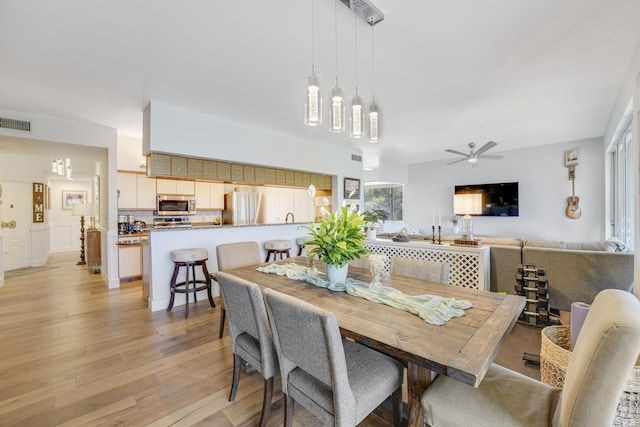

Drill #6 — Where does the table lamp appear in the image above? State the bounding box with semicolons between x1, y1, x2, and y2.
72;202;92;265
453;194;483;240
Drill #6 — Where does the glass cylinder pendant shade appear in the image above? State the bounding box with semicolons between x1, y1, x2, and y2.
304;73;322;126
368;102;379;143
350;95;364;138
329;86;345;133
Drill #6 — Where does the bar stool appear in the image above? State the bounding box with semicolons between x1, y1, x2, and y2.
167;248;215;318
264;240;292;262
296;236;310;256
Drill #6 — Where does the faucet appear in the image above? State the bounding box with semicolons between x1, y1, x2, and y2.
285;212;295;223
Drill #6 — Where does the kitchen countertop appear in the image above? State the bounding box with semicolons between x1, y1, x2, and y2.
150;222;312;232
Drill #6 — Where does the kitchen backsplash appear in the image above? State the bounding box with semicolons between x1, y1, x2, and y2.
117;210;222;225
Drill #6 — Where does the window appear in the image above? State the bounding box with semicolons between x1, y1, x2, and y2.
610;118;634;250
364;183;403;221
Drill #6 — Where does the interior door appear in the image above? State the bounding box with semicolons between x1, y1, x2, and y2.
0;181;30;270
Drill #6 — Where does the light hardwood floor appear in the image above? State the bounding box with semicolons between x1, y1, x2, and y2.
0;253;540;426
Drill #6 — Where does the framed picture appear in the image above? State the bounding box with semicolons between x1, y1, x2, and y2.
564;148;579;166
62;190;88;210
344;177;361;200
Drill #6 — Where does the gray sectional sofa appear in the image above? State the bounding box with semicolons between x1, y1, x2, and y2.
381;233;634;312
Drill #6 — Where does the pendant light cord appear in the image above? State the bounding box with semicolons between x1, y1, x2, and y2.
371;22;375;103
354;14;358;96
311;0;315;75
334;0;338;86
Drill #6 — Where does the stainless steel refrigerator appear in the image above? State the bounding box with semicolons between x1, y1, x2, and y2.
222;191;263;225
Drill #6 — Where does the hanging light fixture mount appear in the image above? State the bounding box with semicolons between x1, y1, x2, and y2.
339;0;384;26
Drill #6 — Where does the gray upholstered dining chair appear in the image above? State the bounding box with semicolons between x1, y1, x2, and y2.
421;289;640;427
263;288;404;427
214;241;262;338
216;271;278;427
390;256;450;284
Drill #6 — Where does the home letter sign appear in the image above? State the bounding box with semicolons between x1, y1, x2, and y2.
33;182;45;223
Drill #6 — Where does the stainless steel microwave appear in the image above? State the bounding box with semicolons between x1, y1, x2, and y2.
157;194;196;216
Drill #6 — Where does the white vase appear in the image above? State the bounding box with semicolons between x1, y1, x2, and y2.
326;263;349;284
367;228;377;240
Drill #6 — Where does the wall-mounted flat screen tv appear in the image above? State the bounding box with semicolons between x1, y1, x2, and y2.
454;182;519;217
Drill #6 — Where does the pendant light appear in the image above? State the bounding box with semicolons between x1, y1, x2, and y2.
304;0;322;126
329;0;345;133
350;15;364;139
368;21;380;143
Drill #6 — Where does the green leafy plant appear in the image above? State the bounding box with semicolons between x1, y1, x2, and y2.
302;204;369;267
362;209;388;228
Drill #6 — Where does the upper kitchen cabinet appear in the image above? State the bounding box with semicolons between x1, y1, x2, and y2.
195;182;224;209
157;178;194;195
117;172;157;210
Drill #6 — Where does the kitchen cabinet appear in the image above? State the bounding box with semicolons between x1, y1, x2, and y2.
195;182;224;209
156;178;194;195
293;188;315;222
117;173;137;209
136;174;157;209
118;245;141;280
117;172;156;209
260;187;294;224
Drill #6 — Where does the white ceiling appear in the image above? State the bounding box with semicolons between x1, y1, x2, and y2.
1;0;639;169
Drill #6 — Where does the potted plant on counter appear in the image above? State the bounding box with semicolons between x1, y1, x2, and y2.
302;201;369;284
362;209;388;240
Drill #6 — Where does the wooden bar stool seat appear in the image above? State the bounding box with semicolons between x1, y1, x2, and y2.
167;248;215;318
264;240;291;262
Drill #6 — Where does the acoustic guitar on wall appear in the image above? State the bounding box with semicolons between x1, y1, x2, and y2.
566;166;581;219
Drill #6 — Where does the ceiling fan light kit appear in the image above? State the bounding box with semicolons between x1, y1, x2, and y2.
446;141;504;166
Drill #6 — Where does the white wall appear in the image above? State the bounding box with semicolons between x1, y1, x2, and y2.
405;138;604;241
144;101;363;204
117;135;147;172
48;177;92;253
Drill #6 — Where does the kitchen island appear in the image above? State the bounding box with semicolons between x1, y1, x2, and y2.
144;222;311;312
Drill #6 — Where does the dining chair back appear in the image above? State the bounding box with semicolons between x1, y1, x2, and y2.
216;271;278;427
421;289;640;427
215;241;262;338
263;288;404;427
390;256;450;284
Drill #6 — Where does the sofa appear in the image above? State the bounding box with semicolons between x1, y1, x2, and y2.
379;232;634;312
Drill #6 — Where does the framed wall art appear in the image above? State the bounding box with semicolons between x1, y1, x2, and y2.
564;147;579;167
344;177;361;200
62;190;87;210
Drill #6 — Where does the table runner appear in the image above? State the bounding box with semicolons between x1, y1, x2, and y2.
257;263;472;326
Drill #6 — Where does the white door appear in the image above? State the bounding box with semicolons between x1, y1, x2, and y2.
0;181;30;270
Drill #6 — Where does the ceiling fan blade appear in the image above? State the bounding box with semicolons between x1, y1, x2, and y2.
447;158;468;165
474;141;497;156
478;155;504;160
445;149;469;157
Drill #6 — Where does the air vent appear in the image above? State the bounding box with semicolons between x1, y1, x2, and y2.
0;117;31;132
351;154;362;162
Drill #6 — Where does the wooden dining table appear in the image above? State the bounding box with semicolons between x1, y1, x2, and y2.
223;257;525;427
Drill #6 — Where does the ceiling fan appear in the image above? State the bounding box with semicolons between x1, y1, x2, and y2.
446;141;504;166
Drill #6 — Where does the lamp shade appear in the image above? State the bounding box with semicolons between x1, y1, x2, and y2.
453;194;483;215
71;203;92;217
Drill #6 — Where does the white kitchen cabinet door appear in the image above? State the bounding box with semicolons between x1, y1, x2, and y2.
118;245;141;278
209;183;224;209
176;180;195;195
117;173;137;209
294;188;315;222
156;178;176;194
137;175;157;209
195;182;211;208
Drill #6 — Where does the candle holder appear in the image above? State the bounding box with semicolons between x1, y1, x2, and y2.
431;225;436;244
438;225;442;245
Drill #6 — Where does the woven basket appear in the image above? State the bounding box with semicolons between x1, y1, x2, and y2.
540;325;640;426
